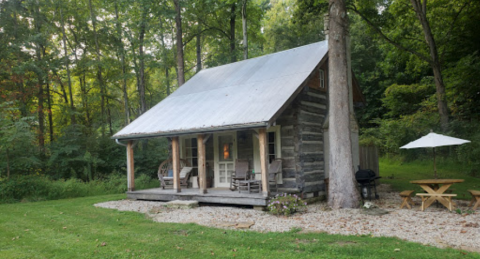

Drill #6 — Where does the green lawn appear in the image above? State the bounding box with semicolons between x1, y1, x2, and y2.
1;195;478;258
380;157;480;200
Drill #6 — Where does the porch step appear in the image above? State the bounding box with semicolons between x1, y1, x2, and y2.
282;178;296;182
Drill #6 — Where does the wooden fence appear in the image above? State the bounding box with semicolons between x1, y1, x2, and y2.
359;145;380;178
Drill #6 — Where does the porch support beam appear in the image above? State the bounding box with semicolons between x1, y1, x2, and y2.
172;136;181;192
259;128;269;196
197;134;207;194
127;140;135;191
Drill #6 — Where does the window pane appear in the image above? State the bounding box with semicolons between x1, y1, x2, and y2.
268;132;275;142
219;135;234;161
269;144;275;155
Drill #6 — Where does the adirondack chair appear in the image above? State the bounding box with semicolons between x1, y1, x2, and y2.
268;159;282;192
157;158;192;189
230;159;250;191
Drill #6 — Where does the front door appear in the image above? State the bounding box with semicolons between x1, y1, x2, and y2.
214;132;237;188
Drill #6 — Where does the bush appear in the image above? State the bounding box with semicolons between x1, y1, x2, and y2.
267;193;307;216
0;174;158;204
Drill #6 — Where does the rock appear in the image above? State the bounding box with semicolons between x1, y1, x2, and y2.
235;221;255;229
166;200;199;209
217;222;237;227
360;208;389;216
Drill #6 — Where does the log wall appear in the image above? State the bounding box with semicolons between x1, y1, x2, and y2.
276;81;327;196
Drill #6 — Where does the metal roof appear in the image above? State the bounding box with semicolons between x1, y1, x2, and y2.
113;41;328;140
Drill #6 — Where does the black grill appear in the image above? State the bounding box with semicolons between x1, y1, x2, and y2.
355;168;381;200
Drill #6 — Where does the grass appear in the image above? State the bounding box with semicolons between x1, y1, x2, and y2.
1;195;479;258
380;157;480;200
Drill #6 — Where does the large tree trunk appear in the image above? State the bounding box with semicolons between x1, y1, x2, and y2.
88;0;106;136
241;0;248;60
410;0;449;131
174;0;185;86
138;5;147;115
327;0;360;209
229;3;237;63
114;2;130;125
59;4;76;125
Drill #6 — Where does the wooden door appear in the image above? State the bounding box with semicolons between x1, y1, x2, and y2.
214;132;237;188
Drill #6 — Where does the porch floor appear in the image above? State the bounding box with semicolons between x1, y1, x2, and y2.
127;188;269;206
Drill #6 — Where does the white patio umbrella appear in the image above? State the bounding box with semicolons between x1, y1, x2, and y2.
400;132;470;178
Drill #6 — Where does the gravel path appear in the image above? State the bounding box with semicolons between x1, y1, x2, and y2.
94;185;480;252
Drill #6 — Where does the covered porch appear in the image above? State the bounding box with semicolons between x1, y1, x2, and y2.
121;128;275;206
127;187;269;206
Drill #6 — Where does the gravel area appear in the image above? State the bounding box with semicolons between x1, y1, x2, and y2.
94;184;480;252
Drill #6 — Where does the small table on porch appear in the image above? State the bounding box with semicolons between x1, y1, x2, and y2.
410;179;464;211
238;180;261;193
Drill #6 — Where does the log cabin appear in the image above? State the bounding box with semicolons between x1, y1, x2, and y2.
113;40;365;206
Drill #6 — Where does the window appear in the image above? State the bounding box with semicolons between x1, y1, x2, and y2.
319;69;325;89
184;138;198;175
218;135;234;162
268;132;276;163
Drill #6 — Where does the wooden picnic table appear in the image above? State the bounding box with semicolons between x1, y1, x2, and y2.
410;179;464;211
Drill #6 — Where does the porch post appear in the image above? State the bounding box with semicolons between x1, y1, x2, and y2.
172;136;181;192
197;134;207;194
127;140;135;191
259;128;269;196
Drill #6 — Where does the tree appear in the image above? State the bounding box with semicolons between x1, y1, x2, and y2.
327;0;360;209
174;0;185;86
241;0;248;59
350;0;474;132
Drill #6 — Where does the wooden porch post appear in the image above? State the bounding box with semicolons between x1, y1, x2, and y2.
127;140;135;191
172;136;181;192
259;128;269;196
197;134;207;194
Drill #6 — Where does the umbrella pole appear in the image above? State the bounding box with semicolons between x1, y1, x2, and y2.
433;148;437;179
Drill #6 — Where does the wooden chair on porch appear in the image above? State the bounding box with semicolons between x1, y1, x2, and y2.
268;159;282;192
230;159;250;191
157;158;192;189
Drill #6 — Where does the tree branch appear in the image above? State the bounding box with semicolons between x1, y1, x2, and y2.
350;5;433;65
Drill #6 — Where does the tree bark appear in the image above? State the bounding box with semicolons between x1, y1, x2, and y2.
88;0;106;136
59;4;76;125
229;3;237;63
114;1;130;124
174;0;185;86
410;0;449;131
242;0;248;60
196;27;202;73
327;0;360;209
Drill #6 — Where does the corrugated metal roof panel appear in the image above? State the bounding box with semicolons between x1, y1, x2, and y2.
113;41;328;139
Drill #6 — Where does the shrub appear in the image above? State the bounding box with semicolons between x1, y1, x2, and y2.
0;174;157;204
267;193;307;216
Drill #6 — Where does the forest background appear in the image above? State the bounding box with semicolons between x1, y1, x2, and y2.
1;0;479;202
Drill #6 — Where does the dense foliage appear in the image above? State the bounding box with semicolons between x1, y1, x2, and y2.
0;174;157;204
0;0;479;194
